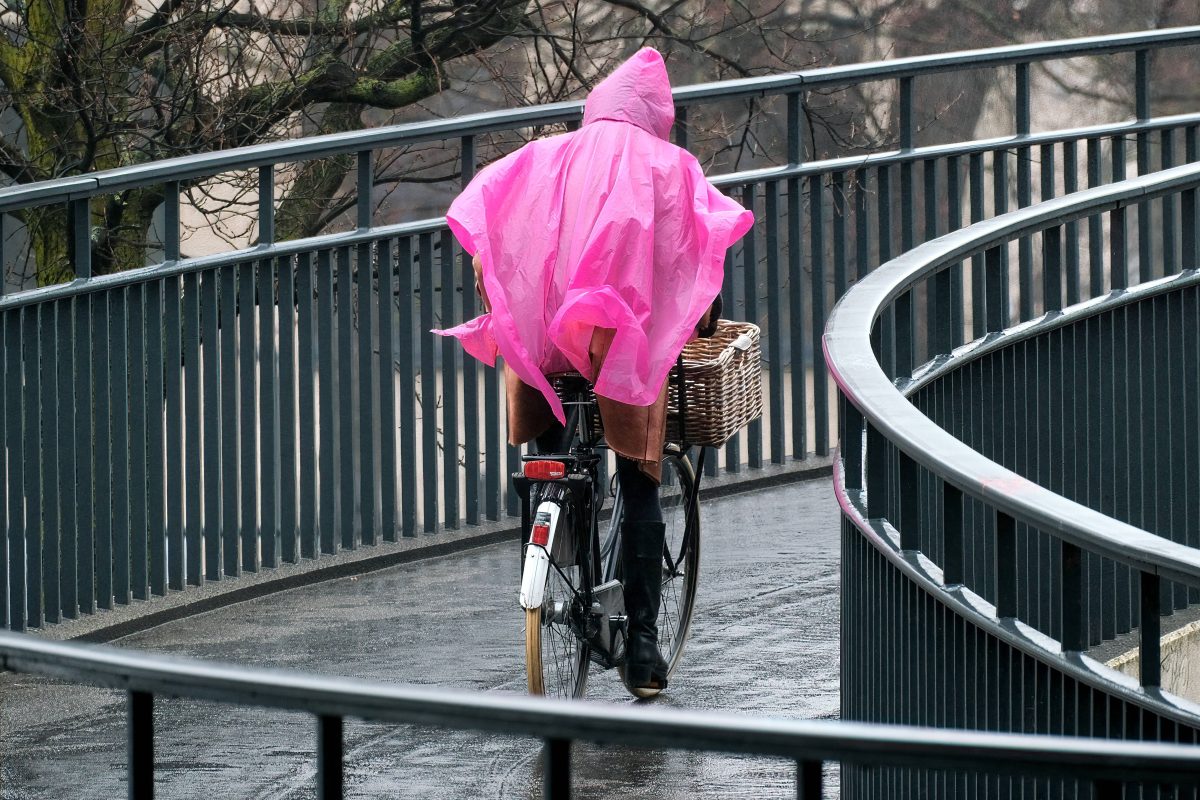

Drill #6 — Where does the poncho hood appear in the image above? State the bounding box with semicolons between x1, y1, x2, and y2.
581;47;675;140
435;47;754;425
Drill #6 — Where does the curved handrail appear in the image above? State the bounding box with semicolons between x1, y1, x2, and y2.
4;629;1200;783
0;26;1197;214
823;160;1200;585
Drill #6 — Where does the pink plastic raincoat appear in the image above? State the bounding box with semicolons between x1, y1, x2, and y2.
435;47;754;425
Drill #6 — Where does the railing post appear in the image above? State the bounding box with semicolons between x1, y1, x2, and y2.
673;104;688;150
1042;225;1062;314
995;511;1017;618
943;482;963;586
317;715;343;800
356;150;373;230
796;760;822;798
128;690;154;800
899;76;914;152
69;197;92;279
898;451;919;551
1134;49;1150;122
163;182;180;263
1140;570;1161;689
866;422;889;520
787;92;803;166
1015;63;1030;136
543;738;570;800
258;165;275;246
1061;541;1085;652
985;246;1005;332
840;394;863;492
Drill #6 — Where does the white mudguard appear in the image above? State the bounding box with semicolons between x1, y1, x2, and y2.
519;501;563;609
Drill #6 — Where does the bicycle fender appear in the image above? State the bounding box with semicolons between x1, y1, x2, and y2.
519;500;564;609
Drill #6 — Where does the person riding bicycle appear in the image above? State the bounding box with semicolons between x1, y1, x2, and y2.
435;47;753;696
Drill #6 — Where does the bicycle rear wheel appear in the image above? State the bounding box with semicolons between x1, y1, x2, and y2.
655;452;701;676
525;520;593;698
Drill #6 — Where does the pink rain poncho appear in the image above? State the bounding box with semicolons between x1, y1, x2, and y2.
435;47;754;424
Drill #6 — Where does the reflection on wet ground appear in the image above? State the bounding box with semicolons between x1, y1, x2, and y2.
0;478;839;799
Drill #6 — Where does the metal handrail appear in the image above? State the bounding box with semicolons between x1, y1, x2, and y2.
823;160;1200;584
0;26;1197;214
4;630;1200;788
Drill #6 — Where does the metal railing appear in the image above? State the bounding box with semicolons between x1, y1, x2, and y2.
2;28;1199;635
4;630;1200;799
825;155;1200;798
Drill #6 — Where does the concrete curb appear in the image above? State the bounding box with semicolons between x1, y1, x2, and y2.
39;458;832;644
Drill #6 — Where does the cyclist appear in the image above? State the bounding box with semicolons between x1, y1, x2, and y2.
435;47;753;696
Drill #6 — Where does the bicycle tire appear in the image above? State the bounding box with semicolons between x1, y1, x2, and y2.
615;451;701;690
525;503;595;698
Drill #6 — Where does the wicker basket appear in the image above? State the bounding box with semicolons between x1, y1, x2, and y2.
666;320;763;447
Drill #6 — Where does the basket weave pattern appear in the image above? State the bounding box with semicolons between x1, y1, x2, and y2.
667;320;764;447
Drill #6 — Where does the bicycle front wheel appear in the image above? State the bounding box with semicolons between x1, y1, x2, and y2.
525;552;591;698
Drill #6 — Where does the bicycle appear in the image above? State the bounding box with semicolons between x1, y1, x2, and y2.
514;373;703;699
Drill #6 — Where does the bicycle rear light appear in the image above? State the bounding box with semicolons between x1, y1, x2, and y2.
531;522;551;547
524;460;567;480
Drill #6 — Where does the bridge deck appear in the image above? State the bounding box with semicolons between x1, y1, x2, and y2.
0;478;838;799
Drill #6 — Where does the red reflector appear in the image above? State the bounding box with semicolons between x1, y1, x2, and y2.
524;460;566;480
531;523;550;546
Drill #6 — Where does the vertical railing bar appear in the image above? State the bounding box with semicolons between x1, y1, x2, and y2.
239;261;259;571
899;76;914;152
95;293;115;606
969;153;986;339
542;738;571;800
787;92;803;166
70;197;92;279
297;252;318;559
796;759;822;799
163;181;180;264
721;248;738;474
1140;570;1161;689
219;264;240;577
943;482;963;586
145;282;164;598
765;181;785;465
1111;136;1128;290
127;690;154;800
1043;225;1062;314
59;299;79;617
895;290;914;378
40;303;60;624
111;289;132;607
317;250;337;554
1015;62;1031;135
739;183;761;470
200;270;223;580
898;451;919;551
258;165;275;246
183;273;202;587
316;715;343;800
459;136;480;526
163;279;184;591
866;422;888;521
788;173;807;461
1136;126;1153;283
1063;140;1081;305
992;150;1010;326
378;237;399;539
672;105;688;149
22;306;43;625
1184;188;1198;271
336;247;356;550
996;511;1017;618
1086;138;1104;296
1134;49;1150;122
808;176;828;458
985;246;1004;333
259;257;280;568
5;310;22;629
1061;540;1084;653
1161;129;1178;276
922;158;939;357
419;233;439;530
397;238;420;535
439;229;461;527
128;286;148;603
278;255;299;562
840;394;863;492
356;150;374;230
357;240;378;546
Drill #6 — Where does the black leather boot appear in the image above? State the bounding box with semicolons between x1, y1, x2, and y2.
621;520;669;697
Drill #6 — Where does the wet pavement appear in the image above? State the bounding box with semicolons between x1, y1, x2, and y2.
0;477;840;799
